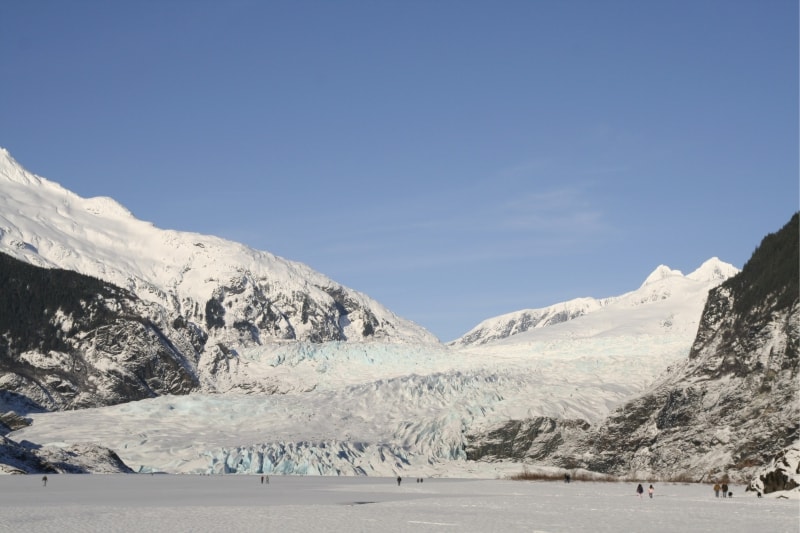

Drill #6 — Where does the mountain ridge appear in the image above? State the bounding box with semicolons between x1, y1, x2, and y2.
451;257;738;347
0;148;437;346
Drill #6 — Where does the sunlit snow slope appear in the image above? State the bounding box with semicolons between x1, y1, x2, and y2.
0;148;435;345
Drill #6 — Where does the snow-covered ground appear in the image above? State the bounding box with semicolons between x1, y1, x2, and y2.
0;475;796;533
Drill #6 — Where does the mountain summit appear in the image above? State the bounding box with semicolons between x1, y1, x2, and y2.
0;148;437;347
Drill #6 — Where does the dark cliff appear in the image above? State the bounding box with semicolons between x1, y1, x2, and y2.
0;252;200;412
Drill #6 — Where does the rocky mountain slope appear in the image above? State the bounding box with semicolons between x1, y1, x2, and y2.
0;435;133;474
466;213;799;484
0;147;438;412
0;252;200;411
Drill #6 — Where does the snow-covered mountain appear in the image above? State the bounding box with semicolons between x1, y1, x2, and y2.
0;252;201;411
451;258;739;347
0;147;440;409
566;213;799;485
465;214;799;486
0;148;436;347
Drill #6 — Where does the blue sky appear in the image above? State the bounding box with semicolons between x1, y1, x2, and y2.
1;1;797;341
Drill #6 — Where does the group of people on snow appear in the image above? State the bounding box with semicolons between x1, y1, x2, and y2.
635;483;654;498
713;482;730;498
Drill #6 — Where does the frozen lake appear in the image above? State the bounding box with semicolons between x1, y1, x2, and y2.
0;474;796;532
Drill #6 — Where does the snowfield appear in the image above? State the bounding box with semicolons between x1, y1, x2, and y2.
0;474;796;533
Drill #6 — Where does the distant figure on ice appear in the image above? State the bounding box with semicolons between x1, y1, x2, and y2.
713;483;721;497
648;485;654;498
721;483;729;498
261;475;264;484
397;476;402;486
42;476;47;487
564;473;571;483
265;475;269;484
636;484;644;498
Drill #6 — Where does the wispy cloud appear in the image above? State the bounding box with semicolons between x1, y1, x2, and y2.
494;187;609;235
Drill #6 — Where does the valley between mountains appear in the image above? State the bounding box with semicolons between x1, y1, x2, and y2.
1;148;797;494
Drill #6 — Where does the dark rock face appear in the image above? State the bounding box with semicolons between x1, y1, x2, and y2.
558;213;800;481
466;417;590;463
760;467;799;493
0;435;134;474
0;252;200;412
192;274;400;346
0;435;56;474
748;444;800;495
34;442;135;474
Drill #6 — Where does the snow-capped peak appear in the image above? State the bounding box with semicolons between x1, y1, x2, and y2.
452;259;740;347
686;257;739;283
0;148;43;187
640;264;684;288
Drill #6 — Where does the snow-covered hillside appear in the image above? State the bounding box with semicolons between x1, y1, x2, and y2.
451;258;738;347
0;148;436;345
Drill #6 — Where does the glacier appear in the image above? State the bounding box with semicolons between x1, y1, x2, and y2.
12;259;736;476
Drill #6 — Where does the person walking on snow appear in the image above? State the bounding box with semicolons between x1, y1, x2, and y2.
42;476;47;487
713;483;721;497
648;485;654;499
636;484;644;498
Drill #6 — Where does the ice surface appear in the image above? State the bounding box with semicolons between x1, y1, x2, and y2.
12;328;691;475
0;474;796;533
